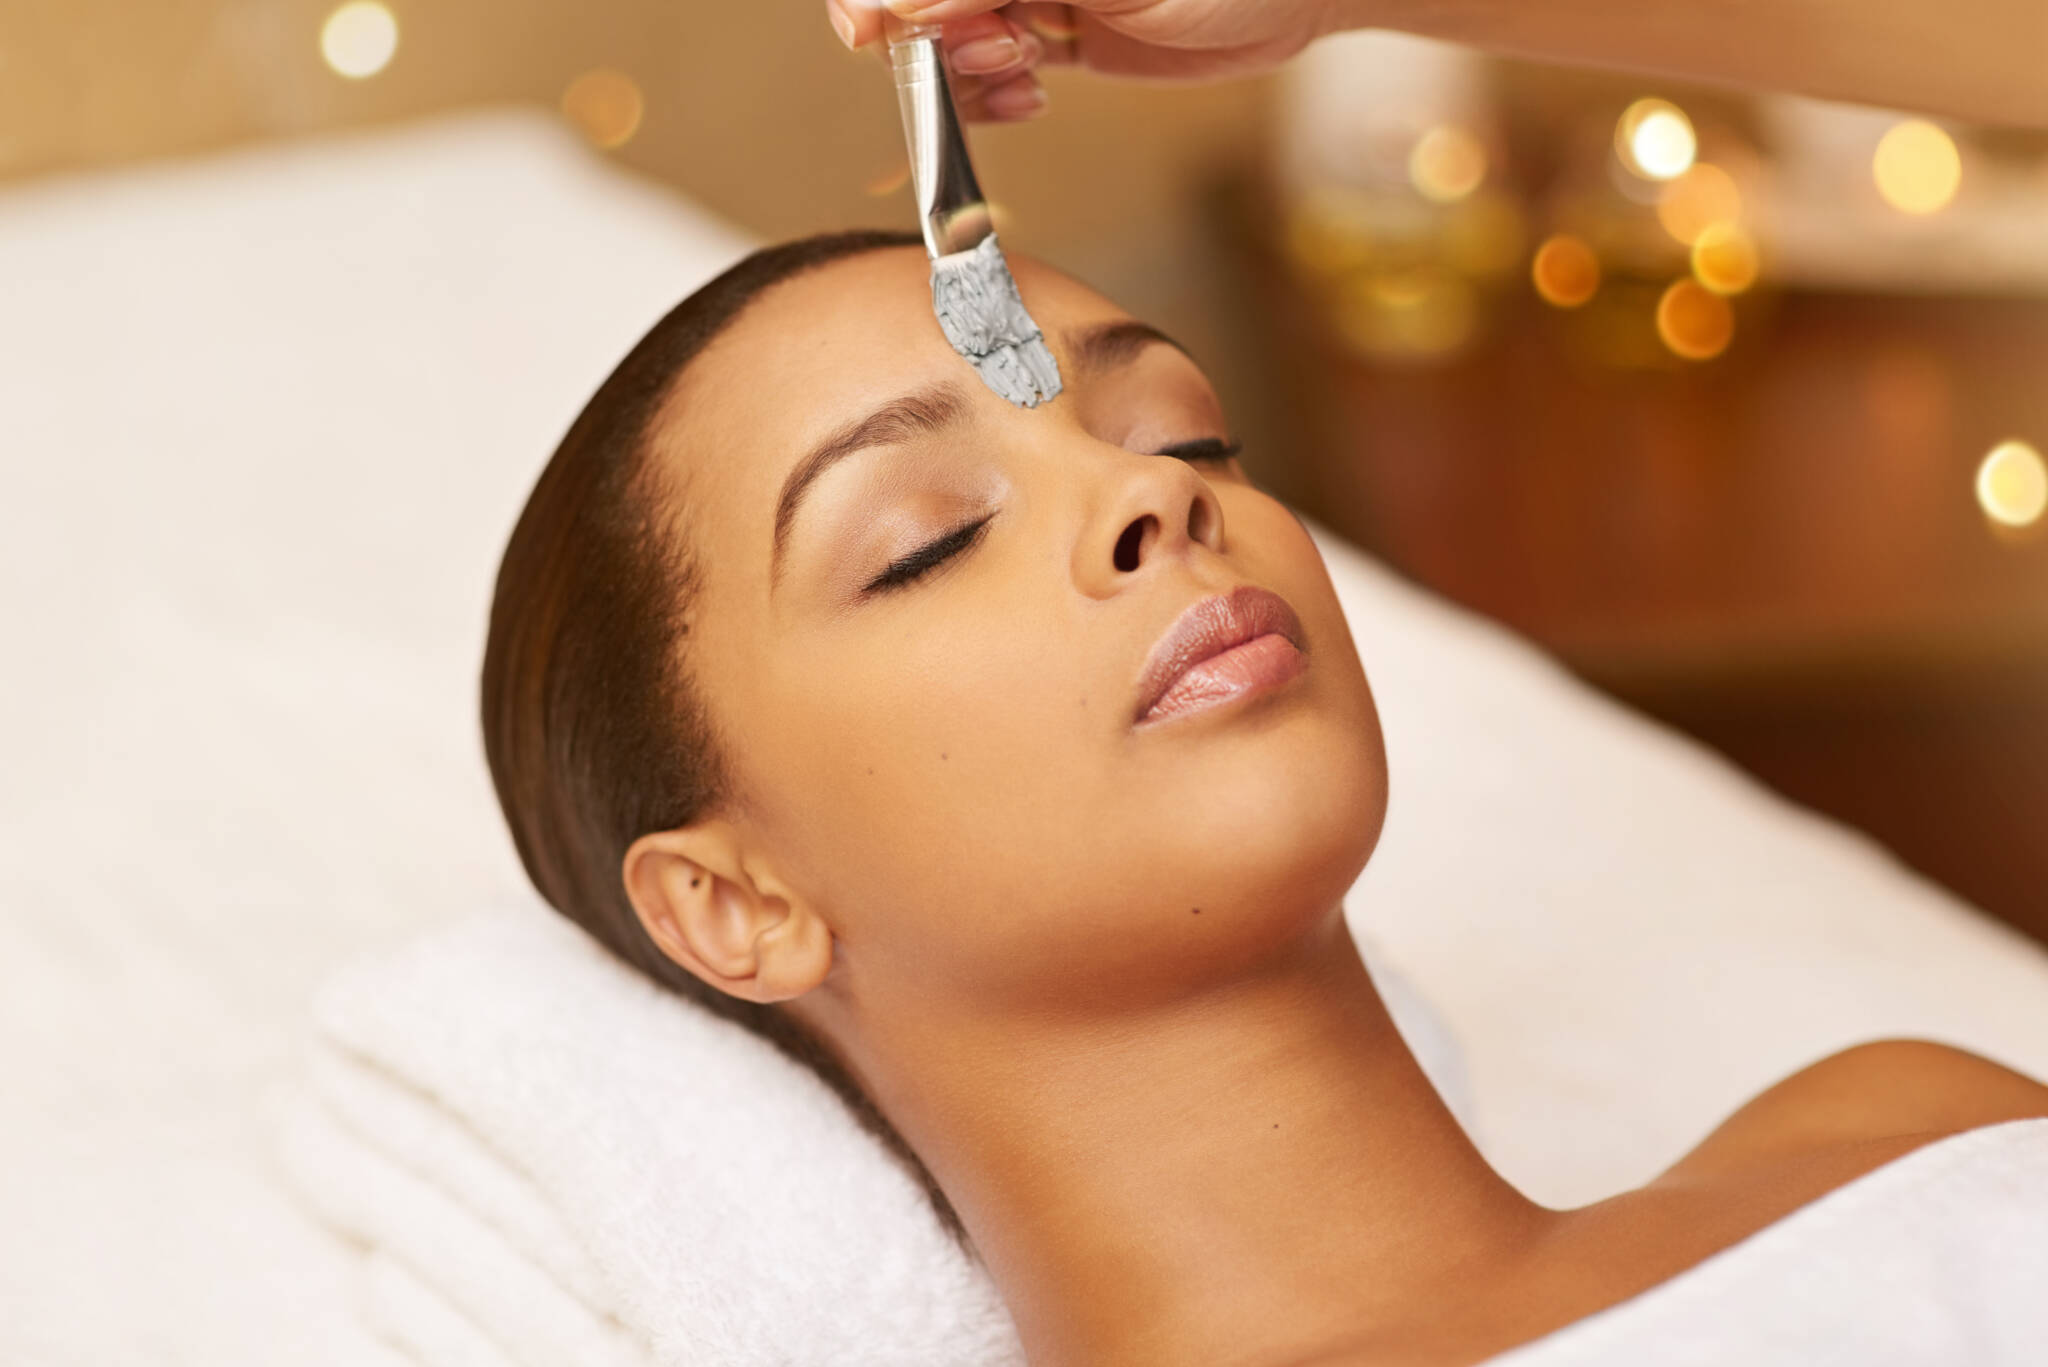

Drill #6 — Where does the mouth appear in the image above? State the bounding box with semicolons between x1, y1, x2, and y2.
1132;584;1309;728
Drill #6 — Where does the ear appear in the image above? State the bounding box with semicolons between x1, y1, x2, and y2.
620;820;834;1005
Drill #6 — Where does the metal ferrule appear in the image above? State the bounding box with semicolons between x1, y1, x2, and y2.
890;33;994;259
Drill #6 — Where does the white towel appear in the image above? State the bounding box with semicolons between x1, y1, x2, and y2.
1482;1118;2048;1365
360;1251;522;1367
276;895;1477;1367
276;1062;645;1367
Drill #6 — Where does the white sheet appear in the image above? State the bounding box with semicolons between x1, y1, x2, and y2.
3;107;2046;1364
1487;1119;2048;1364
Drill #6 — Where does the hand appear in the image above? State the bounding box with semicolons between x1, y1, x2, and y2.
824;0;1346;121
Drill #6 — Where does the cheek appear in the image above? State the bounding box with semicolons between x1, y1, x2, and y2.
734;495;1393;1014
743;591;1117;968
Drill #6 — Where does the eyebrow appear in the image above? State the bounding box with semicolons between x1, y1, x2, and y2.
770;383;969;590
768;318;1195;589
1067;319;1193;378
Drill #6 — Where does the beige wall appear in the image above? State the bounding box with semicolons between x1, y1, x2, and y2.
6;0;1276;362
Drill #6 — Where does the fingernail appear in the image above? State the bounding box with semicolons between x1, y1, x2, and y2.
828;3;858;49
1020;10;1081;42
885;0;945;16
951;35;1023;74
985;79;1048;118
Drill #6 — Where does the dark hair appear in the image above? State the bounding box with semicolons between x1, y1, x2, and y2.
479;228;972;1251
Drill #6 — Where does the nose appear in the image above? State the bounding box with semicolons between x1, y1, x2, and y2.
1073;451;1226;598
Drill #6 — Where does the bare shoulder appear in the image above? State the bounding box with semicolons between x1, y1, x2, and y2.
1668;1038;2048;1181
1284;1045;2047;1367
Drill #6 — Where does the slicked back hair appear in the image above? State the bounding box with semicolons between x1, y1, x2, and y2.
479;229;971;1251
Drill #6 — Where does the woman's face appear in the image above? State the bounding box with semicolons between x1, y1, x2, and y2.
652;246;1387;1020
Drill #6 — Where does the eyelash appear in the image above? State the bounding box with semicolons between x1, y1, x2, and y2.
1156;437;1244;464
861;437;1244;595
865;515;994;594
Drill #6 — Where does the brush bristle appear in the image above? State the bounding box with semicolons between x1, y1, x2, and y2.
929;234;1063;408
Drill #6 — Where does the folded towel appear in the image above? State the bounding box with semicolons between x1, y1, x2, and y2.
276;896;1477;1367
360;1250;522;1367
276;1060;647;1367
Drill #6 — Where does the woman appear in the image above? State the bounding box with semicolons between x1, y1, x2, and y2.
482;229;2048;1365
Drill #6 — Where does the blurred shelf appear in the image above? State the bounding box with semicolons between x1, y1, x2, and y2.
1211;173;2048;944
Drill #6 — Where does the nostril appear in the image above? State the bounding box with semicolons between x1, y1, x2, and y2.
1114;515;1153;573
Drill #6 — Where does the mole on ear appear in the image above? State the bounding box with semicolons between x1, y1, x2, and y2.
1191;907;1201;915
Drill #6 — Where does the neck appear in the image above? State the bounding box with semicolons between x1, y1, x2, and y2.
839;911;1556;1367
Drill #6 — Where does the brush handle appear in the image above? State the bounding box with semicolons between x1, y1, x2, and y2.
887;14;992;258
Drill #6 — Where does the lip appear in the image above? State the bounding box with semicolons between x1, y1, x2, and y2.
1132;584;1309;727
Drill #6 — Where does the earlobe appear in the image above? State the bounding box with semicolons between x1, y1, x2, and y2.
620;827;834;1005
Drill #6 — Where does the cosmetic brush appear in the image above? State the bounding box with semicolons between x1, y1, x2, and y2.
887;13;1063;407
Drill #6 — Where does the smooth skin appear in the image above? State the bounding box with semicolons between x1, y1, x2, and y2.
618;246;2048;1366
826;0;2048;129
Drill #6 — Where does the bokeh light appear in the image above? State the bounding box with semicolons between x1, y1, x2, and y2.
1284;187;1376;276
1690;222;1759;295
1655;163;1742;245
1655;279;1734;359
1577;282;1672;370
1334;266;1477;359
320;2;398;80
1409;126;1488;203
1873;119;1961;215
1532;234;1601;307
1976;440;2047;528
1442;192;1526;277
561;69;645;150
1616;99;1696;181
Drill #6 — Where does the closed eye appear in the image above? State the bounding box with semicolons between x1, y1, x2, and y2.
859;437;1241;596
1157;437;1243;464
863;514;994;594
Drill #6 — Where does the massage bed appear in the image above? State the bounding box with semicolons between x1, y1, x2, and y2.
3;108;2045;1364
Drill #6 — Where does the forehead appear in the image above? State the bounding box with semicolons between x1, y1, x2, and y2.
645;245;1137;578
678;244;1122;416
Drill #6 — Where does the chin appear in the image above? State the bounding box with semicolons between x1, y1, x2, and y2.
1116;708;1388;997
1231;718;1384;891
1174;670;1385;858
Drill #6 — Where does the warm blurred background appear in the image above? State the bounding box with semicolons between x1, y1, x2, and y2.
12;0;2044;940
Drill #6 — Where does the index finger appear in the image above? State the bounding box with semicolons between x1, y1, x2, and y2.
827;0;1016;48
